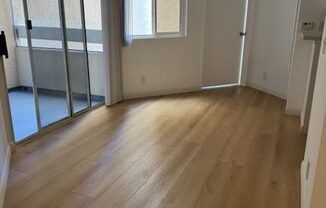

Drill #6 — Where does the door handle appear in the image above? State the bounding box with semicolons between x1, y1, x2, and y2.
0;31;9;58
27;20;33;30
240;32;247;36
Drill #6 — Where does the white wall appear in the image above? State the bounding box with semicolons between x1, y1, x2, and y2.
287;38;314;113
121;0;206;99
300;42;321;129
286;0;326;113
302;19;326;208
121;0;302;99
300;0;326;22
122;0;299;99
0;0;20;89
247;0;298;99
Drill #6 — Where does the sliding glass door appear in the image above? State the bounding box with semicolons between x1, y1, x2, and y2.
6;0;105;143
8;0;39;140
63;0;91;113
25;0;70;127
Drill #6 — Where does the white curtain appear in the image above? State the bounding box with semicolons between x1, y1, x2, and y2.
101;0;123;105
122;0;134;46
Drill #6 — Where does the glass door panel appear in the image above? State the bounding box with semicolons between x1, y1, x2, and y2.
6;0;105;144
64;0;90;113
84;0;105;106
9;0;39;141
26;0;70;127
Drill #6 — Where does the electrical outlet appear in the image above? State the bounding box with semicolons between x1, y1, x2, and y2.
263;72;268;81
302;22;314;31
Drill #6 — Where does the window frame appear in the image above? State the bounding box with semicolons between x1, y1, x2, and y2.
132;0;188;40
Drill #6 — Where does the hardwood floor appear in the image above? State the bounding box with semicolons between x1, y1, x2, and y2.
4;87;306;208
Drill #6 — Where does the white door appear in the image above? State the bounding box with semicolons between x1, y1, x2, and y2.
202;0;248;87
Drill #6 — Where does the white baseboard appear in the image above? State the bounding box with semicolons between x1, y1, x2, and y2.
247;82;287;100
0;146;11;207
301;160;307;208
285;108;302;116
124;86;201;99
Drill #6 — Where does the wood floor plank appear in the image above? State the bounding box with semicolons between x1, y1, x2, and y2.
4;87;305;208
185;87;254;144
157;89;258;208
6;170;29;187
221;132;279;208
249;179;299;208
192;162;242;208
160;93;281;207
47;193;94;208
88;141;199;208
271;115;306;186
219;102;267;165
11;160;100;208
72;120;173;198
207;97;282;208
5;128;117;207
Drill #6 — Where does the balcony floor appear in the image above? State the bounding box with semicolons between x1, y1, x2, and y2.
9;88;103;142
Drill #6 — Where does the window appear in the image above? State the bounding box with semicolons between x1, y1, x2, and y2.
131;0;187;39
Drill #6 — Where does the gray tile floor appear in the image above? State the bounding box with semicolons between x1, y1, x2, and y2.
9;89;103;142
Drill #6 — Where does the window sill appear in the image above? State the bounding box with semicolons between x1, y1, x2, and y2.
132;33;187;40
